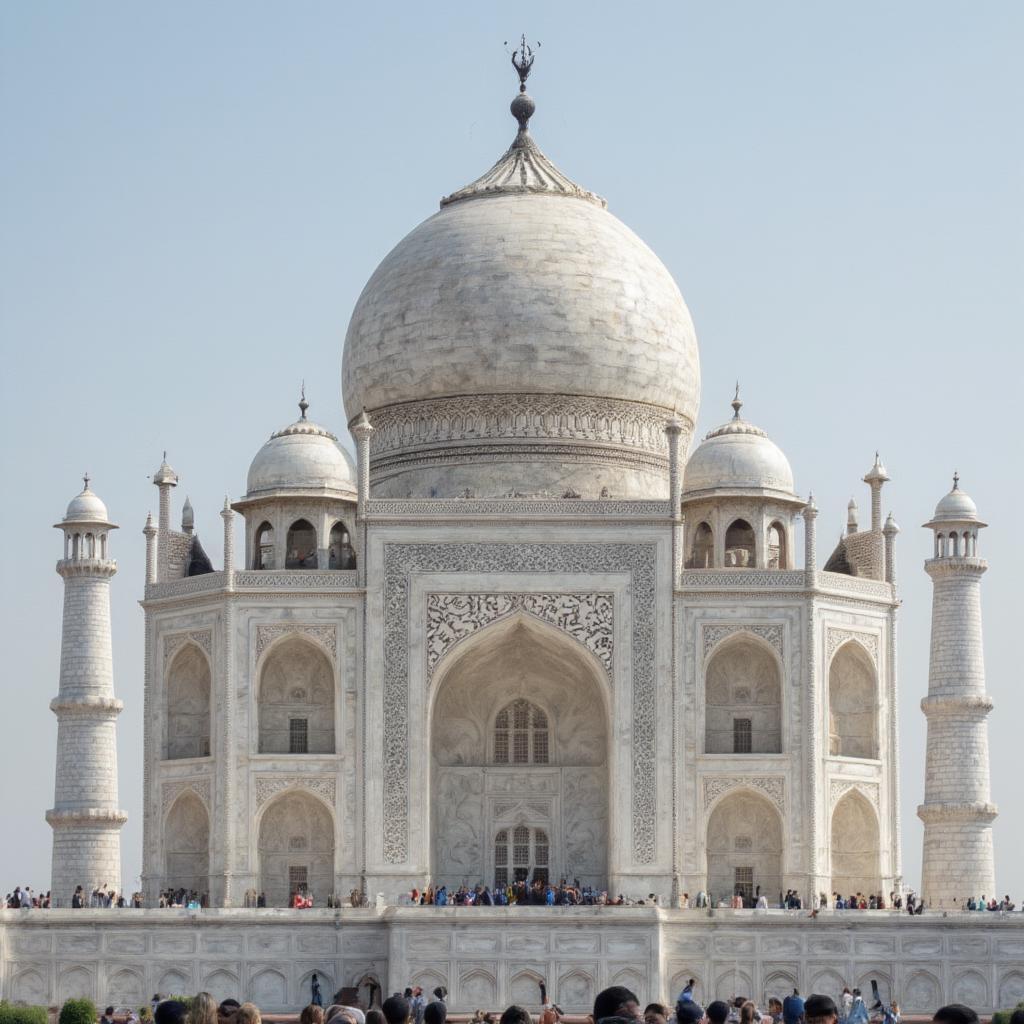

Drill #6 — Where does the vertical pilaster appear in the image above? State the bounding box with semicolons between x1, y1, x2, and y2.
218;497;237;905
143;513;157;586
152;455;177;582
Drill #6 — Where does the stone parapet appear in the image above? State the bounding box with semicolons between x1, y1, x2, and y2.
2;909;1024;1013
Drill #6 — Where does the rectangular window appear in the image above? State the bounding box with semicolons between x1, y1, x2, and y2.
512;730;529;763
289;718;309;754
494;867;508;887
494;730;509;763
533;729;549;764
734;866;754;901
289;865;308;894
733;718;752;754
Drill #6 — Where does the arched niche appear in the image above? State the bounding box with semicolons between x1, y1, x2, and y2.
166;644;212;760
767;521;787;569
253;521;275;570
688;522;714;568
706;790;783;905
830;790;881;899
285;518;318;569
164;790;210;896
328;520;357;569
828;641;878;758
257;790;335;907
258;636;335;754
725;518;756;567
705;635;782;754
430;614;609;890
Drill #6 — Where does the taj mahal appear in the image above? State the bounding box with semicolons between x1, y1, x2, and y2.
2;47;1021;1020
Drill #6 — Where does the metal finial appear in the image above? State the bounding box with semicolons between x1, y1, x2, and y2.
731;382;742;420
509;34;537;92
299;381;309;421
83;472;91;490
952;470;960;490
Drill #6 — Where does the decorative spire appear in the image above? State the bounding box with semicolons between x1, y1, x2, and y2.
299;382;309;421
83;472;91;491
731;382;742;420
953;470;960;490
440;40;604;210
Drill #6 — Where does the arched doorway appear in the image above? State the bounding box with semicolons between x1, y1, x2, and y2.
258;637;335;754
706;790;783;905
257;790;335;907
165;644;211;760
830;790;881;899
704;636;782;754
430;614;609;890
828;642;878;758
725;519;756;567
164;791;210;896
285;519;317;569
688;522;714;568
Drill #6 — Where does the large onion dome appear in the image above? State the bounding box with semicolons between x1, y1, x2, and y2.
341;54;700;499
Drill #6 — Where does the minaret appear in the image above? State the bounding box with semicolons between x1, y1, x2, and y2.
47;476;127;906
918;473;996;908
152;453;178;581
863;452;890;533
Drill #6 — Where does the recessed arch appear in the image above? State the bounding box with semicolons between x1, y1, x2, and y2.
430;613;609;890
902;972;941;1015
257;789;335;907
164;790;210;897
828;640;879;758
253;521;275;569
705;633;782;754
165;642;212;760
830;790;881;899
328;520;357;569
706;789;783;905
285;518;317;569
688;521;714;568
767;520;788;569
257;635;335;754
725;518;756;567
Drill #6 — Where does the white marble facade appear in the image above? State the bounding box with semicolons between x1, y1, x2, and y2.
29;57;1001;1015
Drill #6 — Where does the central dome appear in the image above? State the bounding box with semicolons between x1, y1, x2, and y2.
341;79;701;498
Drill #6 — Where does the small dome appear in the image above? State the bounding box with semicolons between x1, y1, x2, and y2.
63;475;111;524
932;473;980;522
245;398;356;499
682;393;796;499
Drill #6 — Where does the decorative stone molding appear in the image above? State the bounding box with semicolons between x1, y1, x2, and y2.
163;630;213;668
830;779;880;812
255;623;337;660
702;775;785;813
701;624;783;660
368;498;670;518
254;775;336;809
161;779;211;817
826;628;879;665
236;571;359;590
383;541;657;865
426;592;613;677
369;394;674;459
683;571;806;589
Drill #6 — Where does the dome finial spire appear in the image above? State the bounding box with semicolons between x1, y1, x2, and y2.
83;472;91;491
299;381;309;421
506;34;539;131
953;470;960;490
731;381;743;420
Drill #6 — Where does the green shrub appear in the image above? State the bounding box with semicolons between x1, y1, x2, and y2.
0;1002;49;1024
60;998;98;1024
992;1004;1024;1024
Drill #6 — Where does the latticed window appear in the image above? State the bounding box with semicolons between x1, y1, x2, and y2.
734;866;754;901
733;717;752;754
494;827;549;886
289;865;308;895
493;699;549;764
289;718;309;754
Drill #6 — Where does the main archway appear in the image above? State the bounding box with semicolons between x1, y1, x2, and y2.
430;613;609;890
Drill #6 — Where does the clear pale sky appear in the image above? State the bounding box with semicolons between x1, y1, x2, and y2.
1;2;1021;901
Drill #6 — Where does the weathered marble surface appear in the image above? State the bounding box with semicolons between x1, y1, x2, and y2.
3;908;1024;1016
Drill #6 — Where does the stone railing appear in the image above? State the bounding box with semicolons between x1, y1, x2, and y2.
366;497;673;519
680;569;895;602
146;570;360;601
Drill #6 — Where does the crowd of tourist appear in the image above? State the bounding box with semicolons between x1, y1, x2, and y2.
3;879;1019;912
134;981;1015;1024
